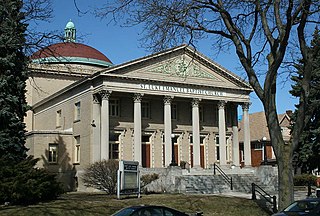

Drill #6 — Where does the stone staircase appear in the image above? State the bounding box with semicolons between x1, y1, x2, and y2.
142;166;279;214
181;175;231;194
177;173;277;195
231;174;278;194
142;166;278;198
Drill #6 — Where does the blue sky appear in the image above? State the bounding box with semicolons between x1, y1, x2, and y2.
31;0;298;114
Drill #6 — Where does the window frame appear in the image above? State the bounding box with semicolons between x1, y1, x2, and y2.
109;98;120;117
215;135;232;162
254;143;263;150
74;136;80;164
74;101;81;122
48;143;58;164
56;109;62;128
109;133;120;159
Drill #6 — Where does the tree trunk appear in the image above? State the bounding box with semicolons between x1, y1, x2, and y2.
263;88;294;209
277;143;294;210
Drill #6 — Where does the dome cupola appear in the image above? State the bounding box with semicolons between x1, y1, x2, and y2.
64;19;76;42
31;20;113;68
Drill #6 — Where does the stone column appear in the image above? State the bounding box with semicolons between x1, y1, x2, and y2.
92;93;101;163
133;93;143;165
218;100;227;166
192;98;201;168
231;104;240;166
164;96;173;167
242;102;251;166
100;90;111;161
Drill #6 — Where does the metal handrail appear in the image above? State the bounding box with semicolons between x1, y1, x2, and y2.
252;183;277;213
213;163;233;190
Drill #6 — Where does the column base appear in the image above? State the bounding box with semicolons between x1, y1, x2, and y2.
169;162;178;166
191;165;203;170
243;164;252;168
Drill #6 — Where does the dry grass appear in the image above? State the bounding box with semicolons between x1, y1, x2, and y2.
0;192;271;216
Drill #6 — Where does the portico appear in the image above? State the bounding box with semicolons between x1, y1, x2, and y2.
91;71;252;168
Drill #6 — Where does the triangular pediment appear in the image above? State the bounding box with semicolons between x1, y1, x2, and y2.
149;55;218;80
102;45;251;90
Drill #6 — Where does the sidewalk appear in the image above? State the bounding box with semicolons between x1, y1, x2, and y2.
215;189;314;201
215;191;253;199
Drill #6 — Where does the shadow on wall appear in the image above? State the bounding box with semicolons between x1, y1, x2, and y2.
41;135;77;192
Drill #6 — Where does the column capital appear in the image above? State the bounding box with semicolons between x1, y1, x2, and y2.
133;93;143;103
218;100;227;109
100;90;112;100
191;98;201;107
242;102;251;111
163;96;173;105
93;93;100;104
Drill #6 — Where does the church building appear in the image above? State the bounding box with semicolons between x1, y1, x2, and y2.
25;20;253;191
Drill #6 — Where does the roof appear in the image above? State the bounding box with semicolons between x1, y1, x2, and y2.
32;44;253;109
30;42;113;67
238;111;292;142
65;20;75;29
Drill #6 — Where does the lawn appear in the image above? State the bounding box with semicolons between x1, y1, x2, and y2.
0;193;272;216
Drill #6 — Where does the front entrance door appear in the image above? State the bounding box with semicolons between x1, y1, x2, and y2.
190;145;205;168
142;144;150;168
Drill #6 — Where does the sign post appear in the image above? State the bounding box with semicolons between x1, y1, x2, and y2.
117;160;140;199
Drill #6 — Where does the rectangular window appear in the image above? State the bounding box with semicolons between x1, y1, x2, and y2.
48;144;58;163
172;103;177;120
74;136;80;163
109;133;119;159
141;101;150;119
254;143;263;150
215;136;231;161
109;99;120;117
142;135;150;143
110;143;119;159
56;110;62;128
189;135;204;144
74;101;81;121
200;136;205;144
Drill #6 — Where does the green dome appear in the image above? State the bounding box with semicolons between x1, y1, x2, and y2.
65;19;75;29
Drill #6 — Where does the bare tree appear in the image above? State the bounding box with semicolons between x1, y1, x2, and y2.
95;0;320;209
22;0;62;56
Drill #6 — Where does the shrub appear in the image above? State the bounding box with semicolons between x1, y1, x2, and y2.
140;173;159;187
293;174;317;186
0;156;63;205
82;159;119;194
